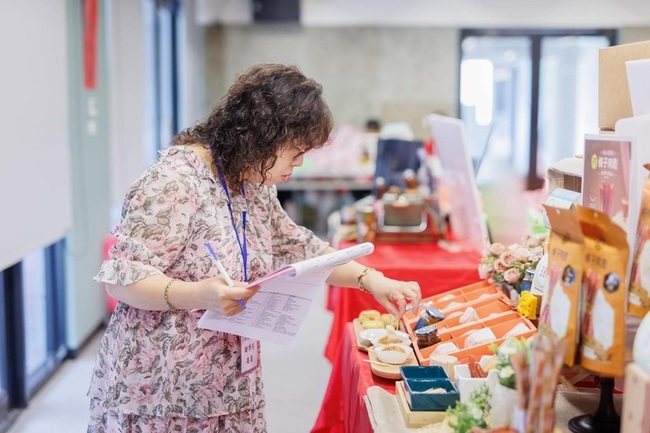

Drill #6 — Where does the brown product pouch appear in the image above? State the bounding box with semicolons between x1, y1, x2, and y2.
576;205;629;377
539;205;583;366
628;163;650;317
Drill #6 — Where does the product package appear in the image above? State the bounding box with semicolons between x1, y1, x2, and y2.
539;205;584;366
576;205;629;377
628;163;650;318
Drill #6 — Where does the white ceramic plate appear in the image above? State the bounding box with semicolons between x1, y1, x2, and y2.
358;328;388;342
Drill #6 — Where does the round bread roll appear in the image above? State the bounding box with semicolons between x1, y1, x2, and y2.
361;319;385;329
358;309;381;321
380;313;398;329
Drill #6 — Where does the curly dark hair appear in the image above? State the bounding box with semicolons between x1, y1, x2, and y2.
172;63;333;191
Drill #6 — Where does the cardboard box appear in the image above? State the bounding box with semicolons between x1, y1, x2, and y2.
599;40;650;131
621;363;650;433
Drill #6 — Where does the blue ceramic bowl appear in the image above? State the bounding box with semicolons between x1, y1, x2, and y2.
399;365;449;381
401;370;460;411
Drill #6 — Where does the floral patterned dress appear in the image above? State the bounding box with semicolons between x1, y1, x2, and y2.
89;146;329;432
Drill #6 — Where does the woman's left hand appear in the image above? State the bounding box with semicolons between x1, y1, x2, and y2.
363;270;421;320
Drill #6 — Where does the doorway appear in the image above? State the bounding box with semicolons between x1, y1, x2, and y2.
459;29;615;242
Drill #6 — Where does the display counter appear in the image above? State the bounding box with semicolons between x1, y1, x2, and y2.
312;323;623;433
324;241;481;362
313;323;392;433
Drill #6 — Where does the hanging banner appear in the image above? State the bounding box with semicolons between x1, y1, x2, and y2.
83;0;98;89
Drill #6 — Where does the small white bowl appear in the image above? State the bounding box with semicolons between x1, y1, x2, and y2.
370;330;411;347
374;344;414;365
453;356;498;403
358;328;387;343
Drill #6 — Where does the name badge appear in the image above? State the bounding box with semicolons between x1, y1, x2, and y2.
240;336;258;374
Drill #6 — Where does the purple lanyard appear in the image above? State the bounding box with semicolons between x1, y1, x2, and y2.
216;164;248;282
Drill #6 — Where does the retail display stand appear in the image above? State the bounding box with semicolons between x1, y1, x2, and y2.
401;281;537;366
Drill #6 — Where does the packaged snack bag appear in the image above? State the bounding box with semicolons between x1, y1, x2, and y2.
576;205;629;377
539;205;583;366
628;163;650;317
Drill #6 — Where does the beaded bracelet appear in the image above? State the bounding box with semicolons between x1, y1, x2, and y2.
357;267;375;293
164;278;179;313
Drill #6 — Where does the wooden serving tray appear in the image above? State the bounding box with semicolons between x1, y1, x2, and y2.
395;381;447;427
367;346;418;380
353;318;373;352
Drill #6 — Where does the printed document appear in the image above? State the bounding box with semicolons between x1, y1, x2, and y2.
197;242;374;345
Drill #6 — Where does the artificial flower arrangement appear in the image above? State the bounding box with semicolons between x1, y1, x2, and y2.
489;337;532;389
445;384;492;433
478;233;547;292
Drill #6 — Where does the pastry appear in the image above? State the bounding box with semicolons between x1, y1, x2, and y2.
359;309;381;321
361;319;384;329
380;313;398;329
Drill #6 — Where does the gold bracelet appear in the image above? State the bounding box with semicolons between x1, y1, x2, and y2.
357;267;374;293
164;278;179;313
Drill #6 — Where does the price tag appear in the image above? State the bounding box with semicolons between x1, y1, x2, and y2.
240;336;259;374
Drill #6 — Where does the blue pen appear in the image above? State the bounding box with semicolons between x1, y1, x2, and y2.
205;242;247;310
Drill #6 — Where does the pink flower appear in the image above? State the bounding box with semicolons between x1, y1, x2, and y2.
504;268;521;284
499;251;517;266
478;262;493;279
489;243;507;256
529;246;544;261
494;259;510;273
514;248;530;262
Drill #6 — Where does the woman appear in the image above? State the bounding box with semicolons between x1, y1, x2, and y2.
89;63;421;432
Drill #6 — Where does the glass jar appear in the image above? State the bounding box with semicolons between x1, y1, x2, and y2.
415;325;441;348
414;306;445;330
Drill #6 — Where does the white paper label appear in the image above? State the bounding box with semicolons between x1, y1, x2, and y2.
240;337;258;374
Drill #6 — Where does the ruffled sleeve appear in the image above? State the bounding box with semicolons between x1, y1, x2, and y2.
95;161;201;286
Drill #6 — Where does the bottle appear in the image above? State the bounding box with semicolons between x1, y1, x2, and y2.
414;306;445;330
415;325;441;348
521;268;535;292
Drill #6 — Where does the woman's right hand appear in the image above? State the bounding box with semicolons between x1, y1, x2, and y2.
197;277;260;316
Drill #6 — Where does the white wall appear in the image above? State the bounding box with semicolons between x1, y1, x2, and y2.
107;0;156;210
0;0;72;270
197;0;650;27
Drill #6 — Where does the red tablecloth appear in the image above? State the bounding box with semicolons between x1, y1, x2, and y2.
324;241;480;362
312;322;395;433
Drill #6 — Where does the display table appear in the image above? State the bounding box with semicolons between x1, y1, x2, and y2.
313;323;392;433
324;241;481;362
312;323;623;433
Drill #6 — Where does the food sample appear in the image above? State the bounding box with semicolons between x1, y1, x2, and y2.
437;294;455;303
380;313;398;329
432;342;459;356
376;325;404;345
463;328;496;348
459;306;479;324
504;322;531;339
374;343;413;364
442;301;462;311
361;319;385;330
428;354;458;381
359;309;381;321
421;387;448;394
467;355;487;378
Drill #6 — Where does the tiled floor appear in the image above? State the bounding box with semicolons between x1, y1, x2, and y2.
9;286;333;433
